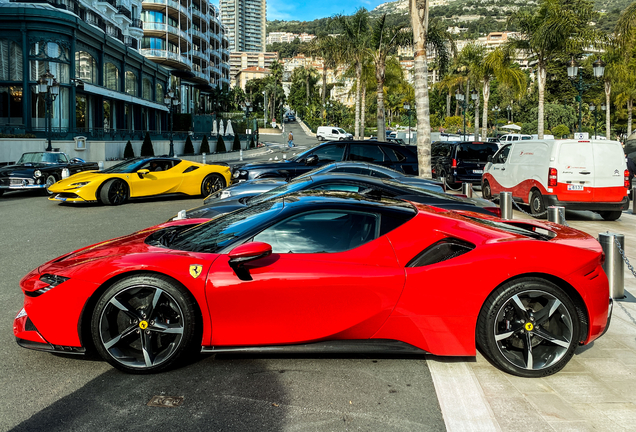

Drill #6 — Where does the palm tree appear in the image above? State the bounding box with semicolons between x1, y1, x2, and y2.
336;9;371;140
308;34;341;116
368;14;412;140
508;0;604;139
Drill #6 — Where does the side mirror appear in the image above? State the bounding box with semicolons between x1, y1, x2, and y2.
70;157;85;164
137;169;150;178
228;242;272;281
305;155;319;166
487;155;493;163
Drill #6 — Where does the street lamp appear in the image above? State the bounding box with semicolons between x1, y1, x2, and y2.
507;105;512;123
403;103;411;145
164;88;180;157
567;57;605;133
471;90;479;140
590;103;598;139
38;70;60;152
262;91;267;127
455;90;467;139
491;105;500;137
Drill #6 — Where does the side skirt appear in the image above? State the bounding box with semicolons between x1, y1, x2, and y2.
201;339;428;355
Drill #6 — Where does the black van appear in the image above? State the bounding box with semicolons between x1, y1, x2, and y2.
431;141;499;187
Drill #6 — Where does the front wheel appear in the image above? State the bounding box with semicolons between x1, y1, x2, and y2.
44;175;57;195
529;190;545;217
99;179;128;205
482;180;492;200
477;278;580;378
599;211;622;221
201;174;226;197
91;274;198;373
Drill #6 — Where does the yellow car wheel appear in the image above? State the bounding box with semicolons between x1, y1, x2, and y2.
201;174;226;197
100;179;129;205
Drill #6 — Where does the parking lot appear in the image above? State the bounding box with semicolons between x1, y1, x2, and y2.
3;183;636;431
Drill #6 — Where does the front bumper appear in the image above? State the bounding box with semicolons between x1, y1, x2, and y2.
0;182;45;191
14;308;85;355
48;193;95;203
544;195;629;212
599;298;614;339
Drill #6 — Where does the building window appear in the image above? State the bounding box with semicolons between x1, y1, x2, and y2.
125;71;137;96
141;37;166;50
30;60;70;84
156;83;164;103
0;86;23;125
142;78;152;100
0;40;23;81
104;62;120;91
30;85;69;131
76;95;87;130
103;100;111;131
141;10;164;23
75;51;97;84
30;41;69;62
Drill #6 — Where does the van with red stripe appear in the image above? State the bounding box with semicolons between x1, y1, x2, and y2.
482;139;629;221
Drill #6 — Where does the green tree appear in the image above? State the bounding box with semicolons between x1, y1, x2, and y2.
508;0;605;138
140;132;154;156
216;135;226;153
552;124;570;137
124;140;134;159
183;135;194;155
200;135;210;154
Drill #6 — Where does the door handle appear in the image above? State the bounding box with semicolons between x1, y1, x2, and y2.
501;168;506;171
579;171;591;175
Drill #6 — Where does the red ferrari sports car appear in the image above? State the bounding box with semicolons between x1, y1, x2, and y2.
14;192;612;377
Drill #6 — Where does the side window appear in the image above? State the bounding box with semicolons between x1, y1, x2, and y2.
309;144;346;162
348;144;386;162
312;183;365;193
512;136;519;141
369;168;391;178
331;166;370;176
493;145;512;164
253;211;380;253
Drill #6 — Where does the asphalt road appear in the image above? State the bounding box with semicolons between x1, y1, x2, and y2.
0;190;445;431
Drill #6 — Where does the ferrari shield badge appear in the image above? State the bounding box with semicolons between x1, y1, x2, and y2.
189;264;203;278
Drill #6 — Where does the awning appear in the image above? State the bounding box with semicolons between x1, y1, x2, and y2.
82;83;169;112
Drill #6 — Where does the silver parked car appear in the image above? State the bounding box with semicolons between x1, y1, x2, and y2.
204;162;445;204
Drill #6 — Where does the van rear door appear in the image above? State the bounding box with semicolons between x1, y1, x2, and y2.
591;141;627;202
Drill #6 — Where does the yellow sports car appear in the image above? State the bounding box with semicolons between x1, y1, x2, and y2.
48;157;231;205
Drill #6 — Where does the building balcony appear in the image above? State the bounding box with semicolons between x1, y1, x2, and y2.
116;4;132;22
192;69;209;81
143;22;190;42
191;28;207;41
97;0;117;12
139;49;192;69
192;7;207;21
124;36;139;50
188;49;207;61
142;0;189;19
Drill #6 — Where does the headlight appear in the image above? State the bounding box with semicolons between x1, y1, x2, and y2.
61;168;70;179
220;190;232;199
70;181;90;188
34;170;42;178
28;274;70;297
233;171;241;178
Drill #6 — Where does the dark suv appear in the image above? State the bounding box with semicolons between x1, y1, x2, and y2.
231;140;418;182
431;141;499;187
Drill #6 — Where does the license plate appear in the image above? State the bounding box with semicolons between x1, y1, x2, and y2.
567;184;584;191
54;196;67;201
473;170;483;174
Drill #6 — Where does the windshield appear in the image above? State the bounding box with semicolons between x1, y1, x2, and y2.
246;178;313;205
167;201;283;252
382;179;466;202
337;128;346;134
101;159;146;174
17;152;68;164
456;143;498;161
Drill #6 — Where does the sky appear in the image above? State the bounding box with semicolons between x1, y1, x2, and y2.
211;0;391;22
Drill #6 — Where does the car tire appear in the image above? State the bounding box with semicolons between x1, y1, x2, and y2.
44;175;57;195
317;135;323;141
201;174;226;197
91;274;199;374
599;210;622;221
99;179;129;205
482;180;492;200
529;190;545;217
476;277;580;378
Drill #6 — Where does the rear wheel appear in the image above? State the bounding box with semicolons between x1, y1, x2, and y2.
482;180;492;200
201;174;226;197
529;190;545;217
100;179;128;205
599;210;622;221
477;277;580;378
91;274;198;373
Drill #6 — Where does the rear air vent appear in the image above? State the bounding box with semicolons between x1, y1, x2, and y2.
406;238;475;267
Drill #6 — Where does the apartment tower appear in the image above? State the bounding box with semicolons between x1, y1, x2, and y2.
219;0;266;52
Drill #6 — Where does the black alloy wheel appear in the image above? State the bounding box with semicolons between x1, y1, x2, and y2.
201;174;226;197
91;274;198;373
477;278;579;378
530;190;546;217
100;179;129;205
45;175;57;195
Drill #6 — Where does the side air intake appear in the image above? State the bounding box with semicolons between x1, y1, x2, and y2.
407;238;475;267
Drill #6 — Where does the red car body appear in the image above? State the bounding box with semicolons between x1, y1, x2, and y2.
14;198;610;364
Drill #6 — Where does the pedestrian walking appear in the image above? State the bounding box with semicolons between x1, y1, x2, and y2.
288;131;294;148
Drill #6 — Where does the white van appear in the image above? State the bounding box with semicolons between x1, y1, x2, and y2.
482;139;629;220
316;126;353;141
499;133;533;143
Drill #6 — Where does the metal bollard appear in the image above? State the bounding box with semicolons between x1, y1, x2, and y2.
239;149;243;161
547;206;566;224
202;152;206;164
462;183;473;198
500;191;513;220
598;232;625;299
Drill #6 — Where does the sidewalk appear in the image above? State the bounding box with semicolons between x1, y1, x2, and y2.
430;203;636;432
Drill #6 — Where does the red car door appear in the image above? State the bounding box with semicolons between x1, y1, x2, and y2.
205;210;405;346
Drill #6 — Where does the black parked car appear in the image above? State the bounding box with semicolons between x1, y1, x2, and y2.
231;140;418;182
180;173;501;220
431;141;499;188
0;152;99;196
